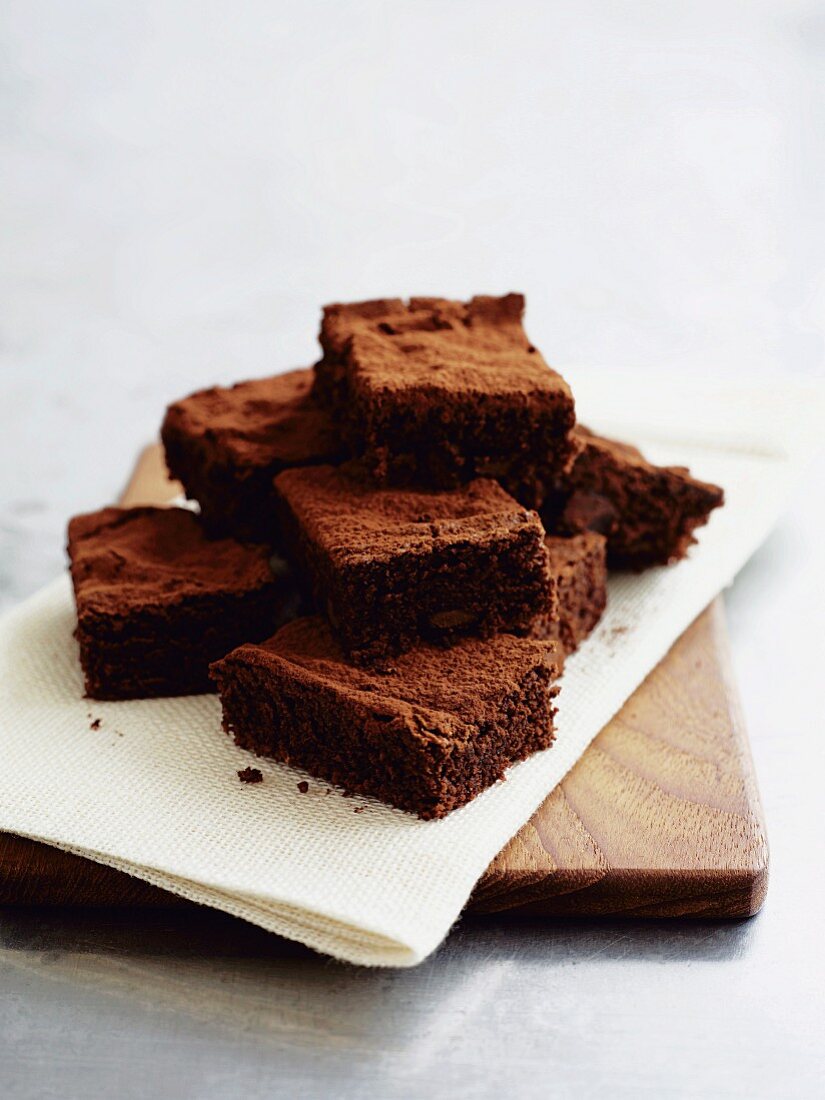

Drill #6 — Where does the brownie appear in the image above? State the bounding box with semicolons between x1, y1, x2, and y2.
273;463;555;662
541;426;725;569
313;294;577;501
67;506;297;700
161;368;344;543
532;532;607;656
211;616;560;819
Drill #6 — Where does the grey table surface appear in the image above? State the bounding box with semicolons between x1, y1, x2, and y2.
1;2;824;1097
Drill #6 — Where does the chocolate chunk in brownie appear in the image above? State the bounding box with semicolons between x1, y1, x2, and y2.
161;368;344;543
273;463;555;662
541;426;724;569
313;294;577;500
67;506;298;700
532;532;607;657
211;616;560;819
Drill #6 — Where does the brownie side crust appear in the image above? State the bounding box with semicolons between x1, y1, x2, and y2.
531;532;607;656
313;295;577;501
211;617;560;819
161;368;344;543
542;426;725;569
273;463;555;662
67;506;295;700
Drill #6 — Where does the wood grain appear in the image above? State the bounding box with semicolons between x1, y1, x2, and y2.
475;600;768;917
0;445;768;918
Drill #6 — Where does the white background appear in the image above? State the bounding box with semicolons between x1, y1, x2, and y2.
1;2;824;1097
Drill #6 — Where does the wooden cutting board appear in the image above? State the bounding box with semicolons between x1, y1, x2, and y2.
0;446;768;919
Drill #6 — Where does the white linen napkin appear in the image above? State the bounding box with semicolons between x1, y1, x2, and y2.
1;370;821;967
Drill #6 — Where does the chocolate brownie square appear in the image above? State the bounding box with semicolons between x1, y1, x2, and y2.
161;368;344;543
542;426;724;569
532;532;607;656
314;294;577;501
273;463;554;662
211;616;560;819
67;506;297;700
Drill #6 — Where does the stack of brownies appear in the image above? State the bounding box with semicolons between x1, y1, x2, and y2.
68;294;723;819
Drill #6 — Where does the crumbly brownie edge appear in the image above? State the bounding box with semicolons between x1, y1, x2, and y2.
74;581;289;701
540;432;725;569
211;646;558;819
331;520;555;663
345;383;577;494
161;411;282;542
311;353;350;410
532;534;607;655
160;381;346;544
273;479;555;663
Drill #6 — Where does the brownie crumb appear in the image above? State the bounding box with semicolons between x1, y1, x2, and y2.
89;718;101;731
354;806;365;814
238;767;263;784
297;780;309;793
